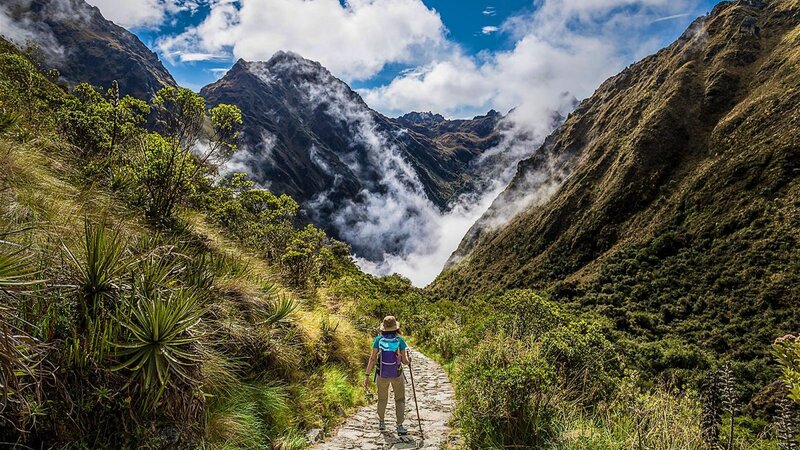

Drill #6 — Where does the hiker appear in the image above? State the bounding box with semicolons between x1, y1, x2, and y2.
364;315;410;435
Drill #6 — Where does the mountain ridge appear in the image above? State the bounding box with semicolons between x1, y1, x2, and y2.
432;0;799;367
200;52;505;259
1;0;176;99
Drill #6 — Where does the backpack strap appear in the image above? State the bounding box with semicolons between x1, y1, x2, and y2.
376;336;382;379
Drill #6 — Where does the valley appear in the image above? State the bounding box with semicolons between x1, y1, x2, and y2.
0;0;798;449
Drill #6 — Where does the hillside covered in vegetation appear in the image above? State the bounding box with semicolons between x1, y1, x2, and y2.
434;0;799;405
0;36;378;448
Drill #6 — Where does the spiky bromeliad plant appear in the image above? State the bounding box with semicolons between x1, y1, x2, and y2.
62;219;133;367
114;289;203;409
63;219;131;328
259;294;296;327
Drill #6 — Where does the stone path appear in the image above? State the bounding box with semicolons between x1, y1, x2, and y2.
312;347;456;450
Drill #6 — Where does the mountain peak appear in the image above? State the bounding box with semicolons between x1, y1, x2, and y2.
230;51;340;91
1;0;176;99
266;50;311;64
399;111;446;125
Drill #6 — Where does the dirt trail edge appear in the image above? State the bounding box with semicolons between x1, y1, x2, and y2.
312;347;457;450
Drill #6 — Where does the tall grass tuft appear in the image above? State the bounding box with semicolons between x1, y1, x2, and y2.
63;218;131;329
0;239;48;435
199;347;241;397
205;383;294;449
559;378;706;450
206;390;266;449
273;428;309;450
322;366;359;411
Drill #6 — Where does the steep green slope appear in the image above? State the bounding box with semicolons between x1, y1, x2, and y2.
434;0;799;382
0;36;371;448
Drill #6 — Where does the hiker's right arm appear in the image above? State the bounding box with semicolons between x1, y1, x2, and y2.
364;348;378;388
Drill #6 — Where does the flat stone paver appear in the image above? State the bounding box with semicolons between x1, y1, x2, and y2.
312;347;456;450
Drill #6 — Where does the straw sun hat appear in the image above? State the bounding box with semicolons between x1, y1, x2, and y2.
380;315;400;332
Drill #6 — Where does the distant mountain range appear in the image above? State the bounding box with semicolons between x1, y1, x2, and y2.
200;54;502;210
200;54;505;257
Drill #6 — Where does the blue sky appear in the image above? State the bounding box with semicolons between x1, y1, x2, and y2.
93;0;722;117
128;0;540;91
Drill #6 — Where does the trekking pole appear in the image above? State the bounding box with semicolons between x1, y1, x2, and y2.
408;350;424;441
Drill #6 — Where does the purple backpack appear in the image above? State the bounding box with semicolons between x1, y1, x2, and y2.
376;336;401;378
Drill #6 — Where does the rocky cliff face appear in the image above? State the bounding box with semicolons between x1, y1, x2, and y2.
434;0;799;364
1;0;176;99
201;52;502;257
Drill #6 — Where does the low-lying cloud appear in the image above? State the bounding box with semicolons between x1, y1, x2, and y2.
0;0;69;61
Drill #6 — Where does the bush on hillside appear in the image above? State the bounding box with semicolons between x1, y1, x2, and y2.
447;290;621;448
202;171;348;288
774;335;800;404
456;335;559;448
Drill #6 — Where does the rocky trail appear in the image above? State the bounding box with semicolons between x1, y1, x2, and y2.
311;348;457;449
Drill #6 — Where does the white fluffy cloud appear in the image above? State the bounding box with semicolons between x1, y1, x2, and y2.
362;0;697;121
86;0;201;28
157;0;447;80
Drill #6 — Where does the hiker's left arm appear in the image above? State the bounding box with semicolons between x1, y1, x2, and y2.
364;348;378;387
400;349;410;365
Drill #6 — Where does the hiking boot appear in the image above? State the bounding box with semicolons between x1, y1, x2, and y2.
396;425;408;435
378;420;386;431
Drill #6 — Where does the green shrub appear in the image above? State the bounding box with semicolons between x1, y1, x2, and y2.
58;82;148;156
120;87;241;225
429;324;467;361
488;289;564;338
456;335;559;448
322;366;359;410
540;319;620;401
773;334;800;403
